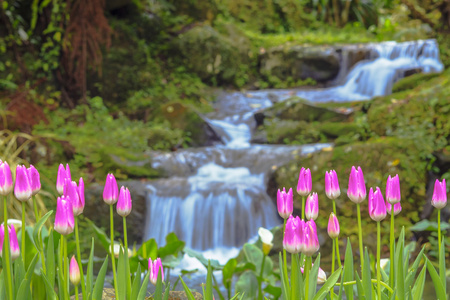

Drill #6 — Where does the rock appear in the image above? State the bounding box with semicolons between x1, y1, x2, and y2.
166;291;203;300
259;45;340;82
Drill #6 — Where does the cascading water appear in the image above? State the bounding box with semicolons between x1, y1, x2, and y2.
143;39;444;274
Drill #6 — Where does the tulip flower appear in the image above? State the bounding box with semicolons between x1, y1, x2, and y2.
103;173;119;205
297;167;312;196
386;202;402;216
347;166;366;203
14;165;32;202
66;180;84;216
368;187;387;222
56;164;71;195
27;165;41;195
283;215;304;254
432;179;447;210
0;160;13;196
258;227;274;255
300;265;327;284
148;258;164;285
117;186;132;217
303;219;320;256
305;193;319;220
54;196;74;235
70;256;81;286
78;177;85;212
277;187;293;219
327;213;340;239
385;174;401;204
325;170;340;200
0;224;20;261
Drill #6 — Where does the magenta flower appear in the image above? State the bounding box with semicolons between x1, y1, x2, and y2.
277;187;293;219
69;256;81;286
327;212;340;238
117;186;132;217
368;187;387;222
14;165;32;202
303;219;320;256
27;165;41;195
78;177;85;211
325;170;340;200
103;173;119;205
0;160;13;196
300;265;327;284
0;224;20;260
305;193;319;221
386;175;401;204
297;167;312;196
65;180;84;216
432;179;447;209
56;164;71;195
54;196;75;235
347;166;366;203
148;258;164;285
386;202;402;216
283;215;304;254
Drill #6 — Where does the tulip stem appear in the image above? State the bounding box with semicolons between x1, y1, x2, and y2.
335;237;341;268
62;235;69;300
123;216;132;300
21;201;26;264
3;196;13;300
331;239;335;300
389;211;395;288
302;196;305;220
32;195;40;222
336;279;394;293
377;221;381;300
332;199;337;216
304;256;311;300
356;203;364;269
258;254;266;300
110;205;119;300
282;219;288;281
437;209;441;256
74;285;79;300
75;217;86;299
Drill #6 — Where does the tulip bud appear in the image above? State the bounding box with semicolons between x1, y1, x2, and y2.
56;164;70;195
69;256;81;286
103;173;119;205
327;212;340;238
386;175;401;204
305;193;319;220
300;265;327;284
0;161;13;196
148;258;164;285
27;165;41;195
66;180;84;216
117;186;132;217
78;177;85;212
431;179;447;209
303;219;320;256
368;187;387;222
258;227;273;255
386;202;402;216
297;167;312;196
0;224;20;260
325;170;340;200
14;165;32;202
347;166;366;203
283;215;304;254
54;196;75;235
277;187;293;219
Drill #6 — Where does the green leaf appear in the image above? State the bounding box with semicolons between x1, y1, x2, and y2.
86;220;110;252
205;260;213;300
412;265;426;300
313;268;341;300
425;258;446;300
405;246;425;290
131;264;141;300
355;272;364;300
439;239;446;296
291;253;303;300
343;238;354;300
137;238;158;259
235;271;258;299
409;220;450;232
222;258;237;292
184;248;223;270
86;238;95;298
16;254;39;300
32;210;53;252
92;257;109;300
158;233;185;258
137;270;150;300
337;267;344;300
46;230;56;290
14;256;26;296
117;249;126;300
309;254;321;300
243;244;263;273
395;234;405;300
279;253;291;300
362;249;372;300
40;270;58;300
180;276;197;300
264;284;282;299
154;270;163;300
163;282;171;300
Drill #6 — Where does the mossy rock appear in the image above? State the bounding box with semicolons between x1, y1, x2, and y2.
392;72;440;93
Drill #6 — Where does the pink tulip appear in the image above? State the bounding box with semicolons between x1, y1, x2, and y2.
325;170;340;200
305;193;319;221
297;167;312;196
327;212;340;238
386;202;402;216
65;180;84;216
69;256;81;286
277;187;293;219
148;258;164;285
347;166;366;203
432;179;447;209
14;165;32;202
301;265;327;284
56;164;71;195
368;187;386;222
103;173;119;205
0;224;20;260
386;175;401;204
0;160;13;196
27;165;41;195
303;219;320;256
283;215;304;254
117;186;132;217
54;196;74;235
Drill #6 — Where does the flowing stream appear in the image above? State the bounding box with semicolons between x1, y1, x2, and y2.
143;39;444;275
